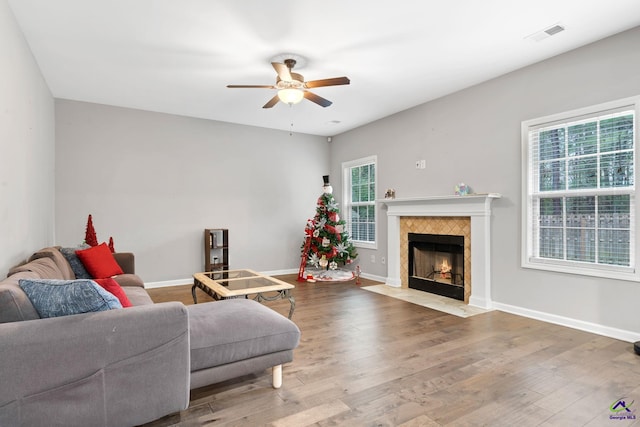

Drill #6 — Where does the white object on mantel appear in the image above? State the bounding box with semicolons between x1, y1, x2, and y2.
379;193;501;310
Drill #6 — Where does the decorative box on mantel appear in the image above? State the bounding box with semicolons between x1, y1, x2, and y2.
379;193;501;309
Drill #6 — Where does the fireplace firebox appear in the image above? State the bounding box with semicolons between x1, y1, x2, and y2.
408;233;464;301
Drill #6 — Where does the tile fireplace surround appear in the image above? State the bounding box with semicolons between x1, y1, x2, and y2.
380;194;501;309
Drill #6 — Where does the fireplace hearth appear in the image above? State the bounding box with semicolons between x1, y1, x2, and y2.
408;233;464;301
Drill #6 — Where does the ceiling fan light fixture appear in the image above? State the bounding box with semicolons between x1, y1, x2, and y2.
228;57;349;108
278;88;304;104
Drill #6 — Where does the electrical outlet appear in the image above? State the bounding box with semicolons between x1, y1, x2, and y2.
415;160;421;169
381;257;386;265
370;255;375;263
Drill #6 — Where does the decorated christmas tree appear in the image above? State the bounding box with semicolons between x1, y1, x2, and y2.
301;176;357;277
84;214;98;247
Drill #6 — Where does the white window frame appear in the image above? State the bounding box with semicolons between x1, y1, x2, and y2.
521;96;639;282
342;155;377;250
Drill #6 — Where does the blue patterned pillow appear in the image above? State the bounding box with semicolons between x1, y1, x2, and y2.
60;246;92;279
18;278;122;318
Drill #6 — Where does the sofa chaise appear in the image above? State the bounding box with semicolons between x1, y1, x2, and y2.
0;246;300;427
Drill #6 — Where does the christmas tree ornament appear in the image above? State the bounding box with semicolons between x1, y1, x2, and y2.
328;246;338;259
319;255;328;268
329;261;338;270
322;237;330;247
322;175;333;194
309;253;320;267
336;243;348;255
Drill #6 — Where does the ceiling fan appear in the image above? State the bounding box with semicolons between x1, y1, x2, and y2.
227;59;350;108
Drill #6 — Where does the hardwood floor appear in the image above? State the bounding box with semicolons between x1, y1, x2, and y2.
143;275;640;426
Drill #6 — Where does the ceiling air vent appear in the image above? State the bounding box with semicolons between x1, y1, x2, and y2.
526;23;566;42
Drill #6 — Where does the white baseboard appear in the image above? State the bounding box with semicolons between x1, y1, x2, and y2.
260;268;298;276
468;296;491;310
493;301;640;343
360;272;388;284
145;278;191;289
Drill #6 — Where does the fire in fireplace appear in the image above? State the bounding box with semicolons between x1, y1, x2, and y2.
408;233;464;301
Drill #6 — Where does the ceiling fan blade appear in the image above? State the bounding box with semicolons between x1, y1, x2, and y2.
227;85;275;89
272;62;292;81
304;77;350;88
304;91;332;107
262;95;280;109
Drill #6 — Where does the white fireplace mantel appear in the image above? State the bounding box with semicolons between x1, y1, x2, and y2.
380;193;501;309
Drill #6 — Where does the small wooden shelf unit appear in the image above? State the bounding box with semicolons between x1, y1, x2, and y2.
204;228;229;272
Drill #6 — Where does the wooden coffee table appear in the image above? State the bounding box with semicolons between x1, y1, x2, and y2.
192;269;295;319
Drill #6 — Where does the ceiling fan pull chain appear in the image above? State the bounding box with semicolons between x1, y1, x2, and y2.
289;104;295;136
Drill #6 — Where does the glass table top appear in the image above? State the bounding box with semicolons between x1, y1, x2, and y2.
202;269;258;281
194;269;294;297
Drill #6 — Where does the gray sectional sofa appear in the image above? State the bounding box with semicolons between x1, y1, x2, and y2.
0;246;300;427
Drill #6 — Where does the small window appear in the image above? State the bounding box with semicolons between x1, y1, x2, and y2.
342;156;377;249
522;97;638;281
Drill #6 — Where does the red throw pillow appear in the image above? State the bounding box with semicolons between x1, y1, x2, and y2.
94;278;132;308
76;243;124;279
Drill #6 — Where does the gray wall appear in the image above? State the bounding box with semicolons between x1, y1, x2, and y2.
3;0;637;338
0;0;55;273
55;100;329;282
330;26;640;337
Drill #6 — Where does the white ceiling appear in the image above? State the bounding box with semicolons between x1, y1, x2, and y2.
8;1;640;136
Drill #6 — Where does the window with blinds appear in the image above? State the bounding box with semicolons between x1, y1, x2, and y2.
522;97;639;281
342;156;377;249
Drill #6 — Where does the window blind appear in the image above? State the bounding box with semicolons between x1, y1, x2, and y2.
342;156;377;248
523;99;638;279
